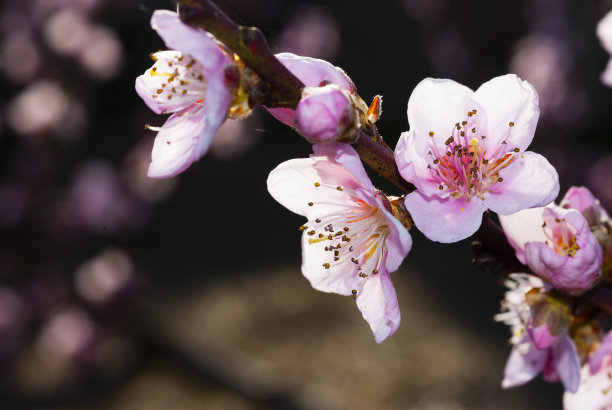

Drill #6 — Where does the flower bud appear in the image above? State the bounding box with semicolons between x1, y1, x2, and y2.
294;84;358;144
526;289;571;350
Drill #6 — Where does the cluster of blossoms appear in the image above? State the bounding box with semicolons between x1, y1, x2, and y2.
137;7;612;407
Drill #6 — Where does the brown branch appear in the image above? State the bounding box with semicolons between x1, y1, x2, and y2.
178;0;303;107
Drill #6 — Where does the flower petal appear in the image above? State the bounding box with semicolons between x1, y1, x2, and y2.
564;362;612;410
148;105;205;178
380;206;412;273
498;207;548;264
407;78;473;150
589;331;612;373
553;335;581;393
312;143;374;192
267;53;354;126
151;10;230;71
395;130;442;197
502;340;547;389
484;151;559;215
403;191;487;243
356;269;401;343
470;74;539;152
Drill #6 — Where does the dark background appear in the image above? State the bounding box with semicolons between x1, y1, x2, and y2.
1;0;612;408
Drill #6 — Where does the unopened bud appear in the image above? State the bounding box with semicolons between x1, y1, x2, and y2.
295;84;358;144
526;289;571;350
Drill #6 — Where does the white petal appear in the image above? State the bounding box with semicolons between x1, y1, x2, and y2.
151;10;229;72
407;78;473;152
484;151;559;215
148;105;205;178
471;74;539;153
498;207;547;265
356;270;401;343
502;341;547;389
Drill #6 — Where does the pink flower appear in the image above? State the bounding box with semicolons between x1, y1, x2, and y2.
267;52;357;127
496;274;581;393
561;186;610;228
564;331;612;409
597;10;612;87
394;75;559;243
135;10;238;178
500;194;603;295
267;143;412;342
294;84;358;144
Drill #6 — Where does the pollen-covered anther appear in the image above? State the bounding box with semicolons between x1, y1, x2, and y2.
351;289;357;299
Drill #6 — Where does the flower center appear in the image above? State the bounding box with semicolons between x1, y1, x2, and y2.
542;216;580;257
301;182;389;297
427;110;519;201
149;51;207;111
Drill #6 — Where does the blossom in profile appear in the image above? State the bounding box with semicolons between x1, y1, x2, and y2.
294;83;359;144
500;189;603;295
136;10;239;178
564;331;612;409
495;274;580;393
394;75;559;243
267;143;412;342
597;10;612;87
267;52;360;127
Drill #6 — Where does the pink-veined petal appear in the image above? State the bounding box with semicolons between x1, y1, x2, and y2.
395;130;442;197
356;269;401;343
312;143;374;192
403;190;487;243
484;151;559;215
502;340;547;388
553;335;581;393
470;74;540;152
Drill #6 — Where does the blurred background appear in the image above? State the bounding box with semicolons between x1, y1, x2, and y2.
1;0;612;408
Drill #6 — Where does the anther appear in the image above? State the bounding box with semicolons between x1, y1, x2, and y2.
308;202;314;206
323;263;330;269
433;159;440;164
337;186;343;191
509;122;515;127
439;185;444;190
497;177;504;182
373;269;379;274
343;227;349;231
445;137;454;145
352;290;357;299
471;128;476;133
314;182;321;187
429;131;434;137
156;89;163;94
482;159;489;165
315;219;321;223
513;148;520;153
307;230;315;235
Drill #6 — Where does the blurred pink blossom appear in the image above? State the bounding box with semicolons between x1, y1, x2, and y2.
75;248;133;305
273;6;340;60
37;307;96;360
0;31;40;83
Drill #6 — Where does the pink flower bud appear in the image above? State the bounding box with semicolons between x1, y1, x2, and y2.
294;84;358;144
